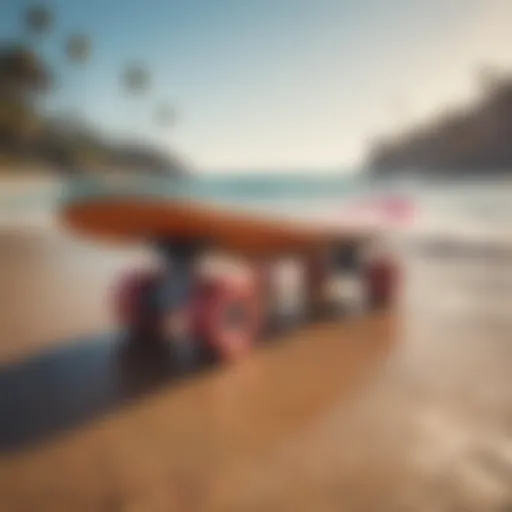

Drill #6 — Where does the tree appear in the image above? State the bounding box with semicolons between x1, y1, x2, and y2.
122;64;150;95
0;44;50;93
24;3;53;37
120;63;151;145
0;44;51;148
65;34;91;65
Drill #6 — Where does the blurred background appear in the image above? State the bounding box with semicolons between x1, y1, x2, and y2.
1;0;512;176
1;1;512;511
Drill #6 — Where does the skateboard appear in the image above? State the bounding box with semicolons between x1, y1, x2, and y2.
60;176;400;361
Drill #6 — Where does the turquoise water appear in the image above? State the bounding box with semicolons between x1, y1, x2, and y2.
64;173;373;203
0;173;378;213
1;172;511;216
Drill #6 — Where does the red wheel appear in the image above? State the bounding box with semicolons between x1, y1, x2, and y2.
193;274;262;361
365;255;399;309
113;269;163;335
305;251;330;319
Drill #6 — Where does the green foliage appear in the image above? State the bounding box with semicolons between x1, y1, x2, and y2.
65;34;91;64
0;43;51;94
0;43;49;149
122;64;150;95
24;3;53;36
1;3;181;175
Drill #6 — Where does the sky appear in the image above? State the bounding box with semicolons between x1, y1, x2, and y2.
3;0;512;173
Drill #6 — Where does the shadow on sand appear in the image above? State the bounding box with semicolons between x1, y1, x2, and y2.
0;335;217;455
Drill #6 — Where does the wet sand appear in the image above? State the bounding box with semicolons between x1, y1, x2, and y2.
0;231;511;511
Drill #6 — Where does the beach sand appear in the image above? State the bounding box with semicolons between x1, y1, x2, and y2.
0;229;511;511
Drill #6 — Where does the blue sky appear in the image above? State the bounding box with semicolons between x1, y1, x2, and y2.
3;0;512;172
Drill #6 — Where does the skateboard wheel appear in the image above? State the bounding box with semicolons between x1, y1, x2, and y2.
305;252;330;320
194;275;261;361
365;255;398;309
113;269;162;336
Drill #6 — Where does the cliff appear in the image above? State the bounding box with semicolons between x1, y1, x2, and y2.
367;74;512;175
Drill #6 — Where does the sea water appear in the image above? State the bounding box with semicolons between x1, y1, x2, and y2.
1;172;512;237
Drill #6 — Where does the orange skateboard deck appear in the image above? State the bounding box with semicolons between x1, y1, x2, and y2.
61;191;374;256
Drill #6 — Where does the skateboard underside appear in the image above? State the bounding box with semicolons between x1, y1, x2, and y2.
60;193;396;362
61;196;373;256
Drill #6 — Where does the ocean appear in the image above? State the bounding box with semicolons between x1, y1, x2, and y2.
1;172;512;238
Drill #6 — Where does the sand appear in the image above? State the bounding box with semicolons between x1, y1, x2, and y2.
0;230;511;511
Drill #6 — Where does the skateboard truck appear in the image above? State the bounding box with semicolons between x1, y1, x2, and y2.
155;237;208;267
114;236;396;360
62;184;399;363
146;238;209;352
